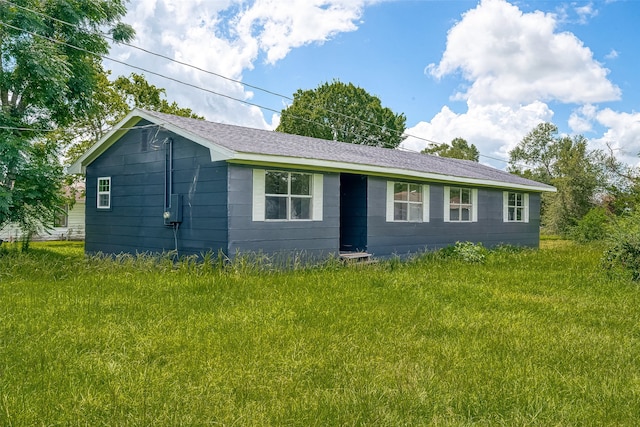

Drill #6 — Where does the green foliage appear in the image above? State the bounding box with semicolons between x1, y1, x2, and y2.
276;80;406;148
2;241;640;425
0;0;133;232
0;0;134;126
422;137;480;162
509;123;606;235
508;122;558;184
602;211;640;280
0;134;64;233
438;241;489;263
113;73;204;118
602;167;640;216
570;206;611;243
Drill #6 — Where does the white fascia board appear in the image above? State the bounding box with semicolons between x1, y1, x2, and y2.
67;109;236;174
228;153;557;193
68;111;143;174
152;121;236;162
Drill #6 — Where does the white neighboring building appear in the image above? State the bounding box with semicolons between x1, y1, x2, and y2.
0;184;85;242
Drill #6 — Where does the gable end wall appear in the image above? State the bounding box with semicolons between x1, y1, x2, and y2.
84;121;228;256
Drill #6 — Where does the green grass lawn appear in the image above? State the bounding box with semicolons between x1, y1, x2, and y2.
1;241;639;425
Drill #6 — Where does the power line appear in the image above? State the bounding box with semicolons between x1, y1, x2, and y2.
0;19;281;115
0;4;511;164
1;0;414;145
0;123;163;133
1;0;291;102
0;0;513;163
0;17;400;150
0;22;388;149
0;1;464;149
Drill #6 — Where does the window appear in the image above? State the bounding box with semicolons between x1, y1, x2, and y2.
386;181;429;222
252;169;323;221
53;204;68;227
97;177;111;209
503;191;529;222
444;186;478;222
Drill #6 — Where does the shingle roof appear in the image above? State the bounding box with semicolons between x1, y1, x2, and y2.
140;110;554;192
70;108;553;191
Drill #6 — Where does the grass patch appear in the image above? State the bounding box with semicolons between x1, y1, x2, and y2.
1;241;640;425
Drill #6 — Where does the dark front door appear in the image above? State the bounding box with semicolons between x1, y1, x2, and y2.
340;173;367;252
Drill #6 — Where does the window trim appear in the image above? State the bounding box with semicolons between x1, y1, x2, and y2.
97;177;111;210
503;191;529;223
444;186;478;222
252;169;323;222
53;204;69;227
386;181;429;222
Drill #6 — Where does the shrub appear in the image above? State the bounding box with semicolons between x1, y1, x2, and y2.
571;207;611;243
602;211;640;280
441;241;488;263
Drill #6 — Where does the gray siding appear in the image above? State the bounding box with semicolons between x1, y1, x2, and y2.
83;124;541;260
85;122;228;256
227;165;340;260
367;177;541;257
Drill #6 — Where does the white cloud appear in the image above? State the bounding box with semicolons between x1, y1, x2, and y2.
106;0;373;128
592;109;640;165
412;0;626;168
236;0;366;64
568;104;598;134
426;0;620;105
605;49;619;60
402;101;553;167
574;3;599;24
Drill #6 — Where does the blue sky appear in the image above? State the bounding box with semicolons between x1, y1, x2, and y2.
107;0;640;168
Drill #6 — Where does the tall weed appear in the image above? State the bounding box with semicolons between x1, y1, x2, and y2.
571;206;611;243
602;211;640;280
439;241;489;263
3;241;640;425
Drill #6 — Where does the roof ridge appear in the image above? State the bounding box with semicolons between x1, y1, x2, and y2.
134;109;555;191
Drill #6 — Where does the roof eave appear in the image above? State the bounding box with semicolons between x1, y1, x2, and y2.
67;109;555;193
227;153;557;192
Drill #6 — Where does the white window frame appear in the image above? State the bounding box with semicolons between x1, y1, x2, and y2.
97;177;111;209
53;204;69;227
386;181;429;222
252;169;323;221
444;186;478;222
503;191;529;223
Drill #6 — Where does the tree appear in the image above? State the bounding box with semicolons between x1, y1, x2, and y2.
597;146;640;215
508;123;605;234
113;73;202;117
276;80;406;148
63;71;203;164
422;137;480;161
0;0;134;235
508;122;558;184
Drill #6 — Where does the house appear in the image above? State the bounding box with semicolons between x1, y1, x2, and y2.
0;184;86;242
69;109;555;259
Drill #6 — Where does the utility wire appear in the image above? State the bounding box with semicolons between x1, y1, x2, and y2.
2;0;410;144
0;3;512;164
0;122;169;134
0;0;290;102
0;1;467;149
0;18;398;150
0;19;281;114
0;0;513;164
